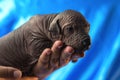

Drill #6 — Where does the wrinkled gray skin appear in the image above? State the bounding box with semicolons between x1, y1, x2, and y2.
0;10;90;76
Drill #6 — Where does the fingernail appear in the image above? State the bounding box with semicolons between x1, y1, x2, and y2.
58;45;63;49
14;71;21;78
46;51;51;55
67;46;74;53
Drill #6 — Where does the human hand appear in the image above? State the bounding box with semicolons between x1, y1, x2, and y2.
0;41;83;80
0;66;22;80
32;40;75;79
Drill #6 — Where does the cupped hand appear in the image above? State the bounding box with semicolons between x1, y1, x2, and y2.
0;41;82;80
33;40;75;79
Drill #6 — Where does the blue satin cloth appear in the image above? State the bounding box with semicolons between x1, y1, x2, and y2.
0;0;120;80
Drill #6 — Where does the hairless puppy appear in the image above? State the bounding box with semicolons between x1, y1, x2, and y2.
0;10;91;79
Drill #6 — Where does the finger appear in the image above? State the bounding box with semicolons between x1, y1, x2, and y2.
33;48;52;75
71;52;84;62
39;48;52;65
0;66;22;79
50;40;63;68
60;46;74;66
20;77;38;80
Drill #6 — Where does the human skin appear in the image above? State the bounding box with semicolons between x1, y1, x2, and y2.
0;41;74;80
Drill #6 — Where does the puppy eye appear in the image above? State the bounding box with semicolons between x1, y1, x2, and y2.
64;26;74;36
66;26;74;33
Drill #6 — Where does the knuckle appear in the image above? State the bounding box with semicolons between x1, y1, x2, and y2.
39;58;49;65
39;55;50;64
51;58;59;64
63;53;71;59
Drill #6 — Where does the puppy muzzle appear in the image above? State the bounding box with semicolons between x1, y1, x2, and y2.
74;35;91;53
81;36;91;51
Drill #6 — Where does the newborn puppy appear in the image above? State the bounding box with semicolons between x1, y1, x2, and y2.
0;10;91;77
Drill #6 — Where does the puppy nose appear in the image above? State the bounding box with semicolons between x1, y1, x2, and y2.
81;38;91;50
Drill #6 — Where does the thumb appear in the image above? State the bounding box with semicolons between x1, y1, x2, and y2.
0;66;22;79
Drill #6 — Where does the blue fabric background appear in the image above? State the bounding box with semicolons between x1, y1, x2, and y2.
0;0;120;80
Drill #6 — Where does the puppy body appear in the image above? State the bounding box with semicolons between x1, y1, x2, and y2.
0;10;90;76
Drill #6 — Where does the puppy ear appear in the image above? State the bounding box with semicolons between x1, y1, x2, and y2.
49;19;61;34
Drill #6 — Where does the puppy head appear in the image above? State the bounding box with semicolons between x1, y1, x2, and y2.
49;10;91;55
